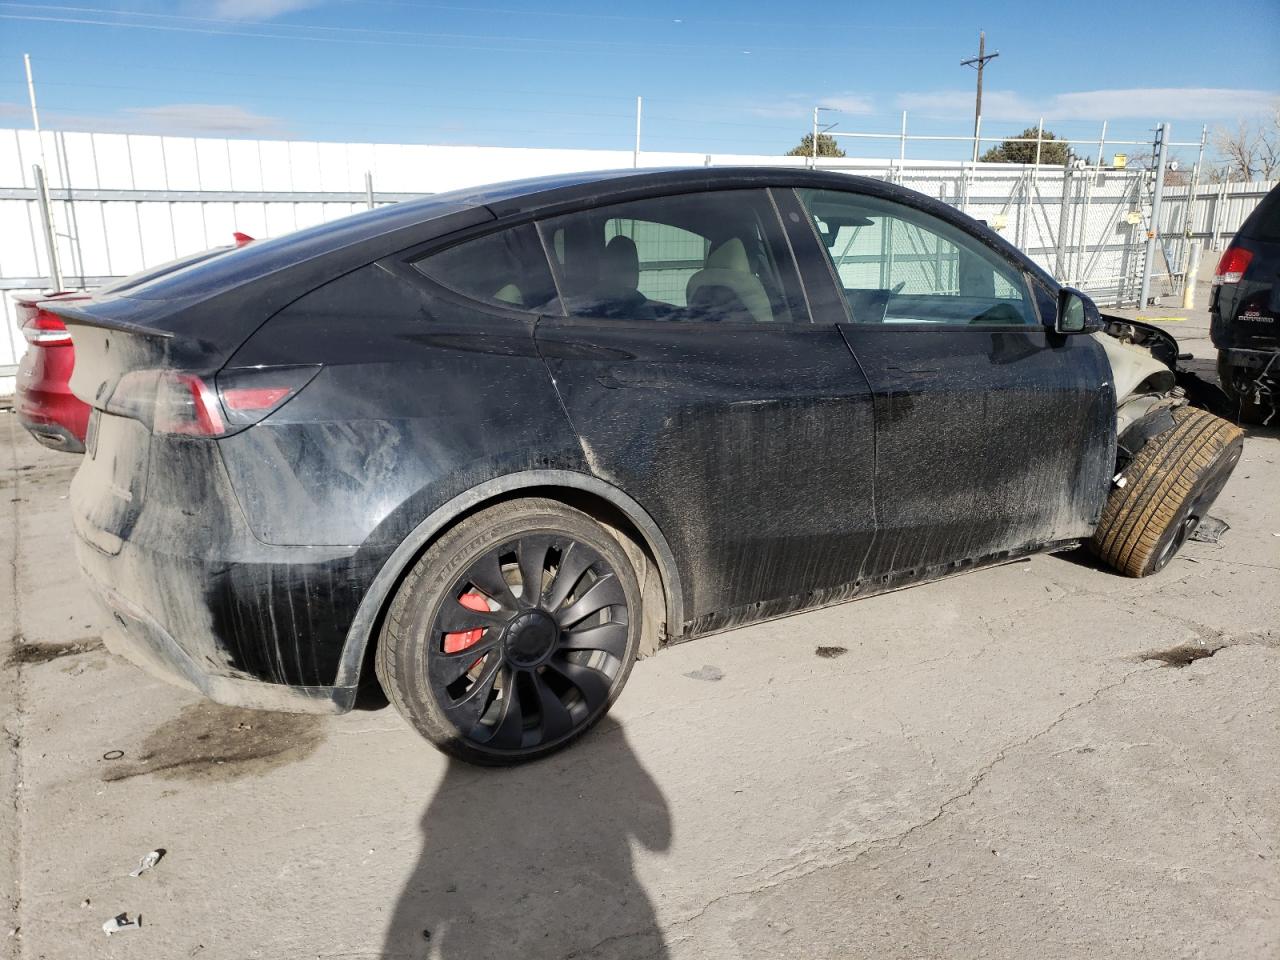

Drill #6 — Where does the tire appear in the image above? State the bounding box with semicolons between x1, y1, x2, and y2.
1217;352;1273;424
1090;406;1244;578
375;497;643;765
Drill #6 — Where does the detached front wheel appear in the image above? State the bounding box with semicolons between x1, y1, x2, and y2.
1090;407;1244;577
376;498;642;765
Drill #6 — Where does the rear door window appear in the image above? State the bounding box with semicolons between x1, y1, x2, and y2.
538;190;807;323
413;223;560;312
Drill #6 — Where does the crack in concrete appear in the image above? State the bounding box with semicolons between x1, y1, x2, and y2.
564;664;1157;959
1;413;27;960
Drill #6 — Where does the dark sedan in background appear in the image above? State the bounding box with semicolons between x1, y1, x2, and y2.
52;168;1242;764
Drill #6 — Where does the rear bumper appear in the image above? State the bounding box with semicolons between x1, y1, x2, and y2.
70;431;384;713
17;417;85;453
88;577;355;714
1217;347;1280;374
15;345;90;448
75;527;369;713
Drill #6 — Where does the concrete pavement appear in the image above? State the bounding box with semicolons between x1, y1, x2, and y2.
1;317;1277;958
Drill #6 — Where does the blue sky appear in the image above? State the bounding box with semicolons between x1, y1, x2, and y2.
1;0;1277;164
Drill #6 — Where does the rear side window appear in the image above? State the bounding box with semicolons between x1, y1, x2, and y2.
413;223;559;312
1241;187;1280;243
538;190;806;324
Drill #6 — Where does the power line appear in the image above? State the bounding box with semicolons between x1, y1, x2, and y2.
0;4;896;57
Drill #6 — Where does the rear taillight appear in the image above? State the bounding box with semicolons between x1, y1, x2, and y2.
20;310;73;346
105;365;318;437
1213;246;1253;285
155;373;227;436
215;366;319;427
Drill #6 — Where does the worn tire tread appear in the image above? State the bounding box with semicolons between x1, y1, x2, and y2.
1090;407;1242;577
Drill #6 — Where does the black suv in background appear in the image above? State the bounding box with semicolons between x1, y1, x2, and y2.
1213;183;1280;422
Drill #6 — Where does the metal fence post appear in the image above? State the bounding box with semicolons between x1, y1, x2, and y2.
1054;164;1073;279
1138;122;1169;307
365;171;374;209
1033;117;1044;183
1181;242;1202;309
1210;178;1227;250
634;95;643;169
32;163;63;291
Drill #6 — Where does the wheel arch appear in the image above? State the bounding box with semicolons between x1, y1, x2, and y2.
334;469;685;690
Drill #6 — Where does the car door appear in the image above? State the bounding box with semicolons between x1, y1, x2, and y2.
532;188;878;634
777;185;1114;584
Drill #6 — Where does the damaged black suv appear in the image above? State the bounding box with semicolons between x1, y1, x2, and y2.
55;168;1244;765
1213;182;1280;423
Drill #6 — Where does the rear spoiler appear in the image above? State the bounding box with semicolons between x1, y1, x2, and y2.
46;301;175;340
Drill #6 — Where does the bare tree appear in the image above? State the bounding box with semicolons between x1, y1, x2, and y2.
1212;109;1280;181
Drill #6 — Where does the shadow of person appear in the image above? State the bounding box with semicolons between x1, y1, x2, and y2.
383;719;671;960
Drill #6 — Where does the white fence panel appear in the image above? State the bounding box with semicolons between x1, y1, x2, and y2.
1;126;1272;393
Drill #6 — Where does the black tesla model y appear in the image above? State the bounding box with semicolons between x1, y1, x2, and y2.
55;168;1243;764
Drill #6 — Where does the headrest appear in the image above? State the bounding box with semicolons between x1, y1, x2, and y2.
601;234;640;291
705;237;750;273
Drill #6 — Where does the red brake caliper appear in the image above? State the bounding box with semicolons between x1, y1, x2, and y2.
444;591;491;654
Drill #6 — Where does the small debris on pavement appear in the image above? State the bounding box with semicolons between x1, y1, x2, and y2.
815;646;848;659
684;665;724;682
1189;516;1230;544
129;849;165;877
102;750;125;761
103;913;141;935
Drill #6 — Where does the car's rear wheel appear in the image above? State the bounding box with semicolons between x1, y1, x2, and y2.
375;498;642;765
1090;406;1243;577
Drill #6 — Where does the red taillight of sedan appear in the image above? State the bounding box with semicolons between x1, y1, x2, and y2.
20;309;74;346
14;294;92;452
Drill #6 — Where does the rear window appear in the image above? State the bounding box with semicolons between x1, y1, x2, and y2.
1241;187;1280;243
412;223;559;313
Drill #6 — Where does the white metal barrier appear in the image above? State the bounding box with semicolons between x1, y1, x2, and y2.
1;126;1271;393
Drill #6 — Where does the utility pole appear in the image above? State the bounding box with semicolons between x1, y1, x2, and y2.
961;31;999;162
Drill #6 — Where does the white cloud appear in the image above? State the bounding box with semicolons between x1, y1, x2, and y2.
0;103;288;137
897;87;1279;124
751;93;875;120
121;104;285;135
1050;88;1279;121
208;0;322;20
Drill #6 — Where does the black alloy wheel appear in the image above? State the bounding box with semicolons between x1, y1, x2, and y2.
376;499;642;764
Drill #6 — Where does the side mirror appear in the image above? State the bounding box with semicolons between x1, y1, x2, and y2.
1055;286;1103;334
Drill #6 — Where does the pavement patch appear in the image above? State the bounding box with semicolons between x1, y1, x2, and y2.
1138;642;1222;667
4;636;103;667
102;701;325;783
